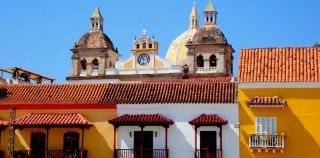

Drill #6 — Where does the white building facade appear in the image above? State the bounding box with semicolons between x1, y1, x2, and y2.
108;81;239;158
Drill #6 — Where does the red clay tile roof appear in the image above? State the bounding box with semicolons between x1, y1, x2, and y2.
0;83;110;105
247;96;286;107
14;113;92;128
0;120;8;127
189;114;228;126
143;77;235;83
108;114;174;127
102;82;237;104
238;47;320;82
0;82;237;105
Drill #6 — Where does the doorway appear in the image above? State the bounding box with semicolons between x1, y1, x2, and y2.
200;131;217;158
30;132;46;158
134;131;153;158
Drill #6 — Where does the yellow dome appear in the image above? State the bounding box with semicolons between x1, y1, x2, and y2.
165;28;197;65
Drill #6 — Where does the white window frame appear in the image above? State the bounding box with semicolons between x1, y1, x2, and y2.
255;117;277;135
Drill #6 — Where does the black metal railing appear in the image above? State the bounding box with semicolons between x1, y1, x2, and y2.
13;150;88;158
115;149;168;158
196;149;221;158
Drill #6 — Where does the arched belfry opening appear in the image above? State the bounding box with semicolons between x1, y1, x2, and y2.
92;58;99;76
197;55;204;68
209;55;217;67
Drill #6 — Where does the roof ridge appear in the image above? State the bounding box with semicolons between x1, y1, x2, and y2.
241;46;317;50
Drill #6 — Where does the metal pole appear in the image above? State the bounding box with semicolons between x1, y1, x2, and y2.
194;126;197;158
46;128;49;158
113;126;117;158
165;127;168;158
81;128;85;158
220;126;223;158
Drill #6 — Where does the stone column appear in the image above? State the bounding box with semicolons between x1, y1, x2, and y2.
187;50;195;73
71;56;79;76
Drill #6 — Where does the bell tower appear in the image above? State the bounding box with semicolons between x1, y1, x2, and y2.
67;7;120;81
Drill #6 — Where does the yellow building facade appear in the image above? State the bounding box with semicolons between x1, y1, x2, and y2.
0;83;117;158
238;47;320;158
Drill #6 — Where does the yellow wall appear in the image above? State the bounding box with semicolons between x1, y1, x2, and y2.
239;88;320;158
123;59;133;69
0;109;116;158
155;58;164;69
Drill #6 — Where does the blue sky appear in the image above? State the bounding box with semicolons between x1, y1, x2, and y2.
0;0;319;82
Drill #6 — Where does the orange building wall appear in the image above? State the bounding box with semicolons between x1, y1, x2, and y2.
0;108;116;158
239;88;320;158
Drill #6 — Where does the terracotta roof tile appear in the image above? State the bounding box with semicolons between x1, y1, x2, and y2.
108;114;174;126
143;77;235;83
247;96;286;107
238;47;320;82
189;114;228;126
0;82;237;105
103;82;237;104
14;113;92;127
0;120;8;127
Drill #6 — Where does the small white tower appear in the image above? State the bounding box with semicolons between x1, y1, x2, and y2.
190;2;200;30
90;7;104;31
204;0;217;25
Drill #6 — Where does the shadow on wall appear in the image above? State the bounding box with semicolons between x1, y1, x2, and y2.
170;123;194;158
85;124;113;158
240;88;320;158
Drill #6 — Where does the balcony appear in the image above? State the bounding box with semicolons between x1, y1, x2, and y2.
114;149;168;158
196;149;221;158
249;133;285;152
13;150;88;158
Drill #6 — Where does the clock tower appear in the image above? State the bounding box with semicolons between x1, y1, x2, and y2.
131;29;159;69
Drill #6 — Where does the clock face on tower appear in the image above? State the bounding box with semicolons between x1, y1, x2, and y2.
137;54;150;66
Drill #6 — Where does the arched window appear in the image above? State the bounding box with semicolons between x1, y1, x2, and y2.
136;44;140;49
210;55;217;67
210;17;213;22
92;58;99;76
80;59;87;70
197;55;204;68
206;17;209;22
149;43;152;48
31;132;46;157
63;132;79;152
143;42;146;48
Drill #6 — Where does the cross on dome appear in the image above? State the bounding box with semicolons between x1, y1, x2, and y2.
142;28;147;36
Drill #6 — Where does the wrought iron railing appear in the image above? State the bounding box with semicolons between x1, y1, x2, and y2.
249;133;285;148
195;149;221;158
115;149;168;158
13;150;88;158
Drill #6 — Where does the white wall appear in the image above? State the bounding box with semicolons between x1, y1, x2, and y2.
117;103;239;158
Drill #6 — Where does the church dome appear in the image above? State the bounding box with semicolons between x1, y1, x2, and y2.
165;28;197;65
191;25;227;45
77;30;115;50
